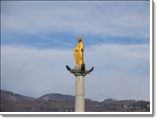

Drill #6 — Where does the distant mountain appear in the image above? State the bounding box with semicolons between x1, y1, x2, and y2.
100;98;150;112
101;98;117;103
1;89;35;101
0;89;150;112
1;89;36;112
39;93;74;101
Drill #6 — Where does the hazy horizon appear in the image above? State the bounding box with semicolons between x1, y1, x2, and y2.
0;88;150;102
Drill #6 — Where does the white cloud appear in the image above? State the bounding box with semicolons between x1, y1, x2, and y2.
85;44;150;101
1;44;150;101
1;1;149;38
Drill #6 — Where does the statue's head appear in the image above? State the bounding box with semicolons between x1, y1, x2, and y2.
78;36;83;42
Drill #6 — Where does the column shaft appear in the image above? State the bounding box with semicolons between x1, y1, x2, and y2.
75;76;85;112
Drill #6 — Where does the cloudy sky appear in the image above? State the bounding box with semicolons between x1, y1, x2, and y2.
1;1;150;101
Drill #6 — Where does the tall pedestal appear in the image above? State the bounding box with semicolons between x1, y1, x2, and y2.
66;65;94;112
75;76;85;112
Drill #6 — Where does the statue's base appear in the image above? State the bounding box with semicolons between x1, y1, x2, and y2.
66;65;94;76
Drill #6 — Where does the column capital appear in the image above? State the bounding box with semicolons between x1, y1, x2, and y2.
66;65;94;77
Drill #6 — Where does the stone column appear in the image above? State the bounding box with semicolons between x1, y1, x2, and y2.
75;76;85;112
66;65;94;112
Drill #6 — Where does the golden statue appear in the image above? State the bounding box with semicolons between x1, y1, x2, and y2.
74;37;84;67
66;36;94;76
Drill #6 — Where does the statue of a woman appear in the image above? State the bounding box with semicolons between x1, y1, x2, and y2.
73;37;85;71
66;36;93;76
